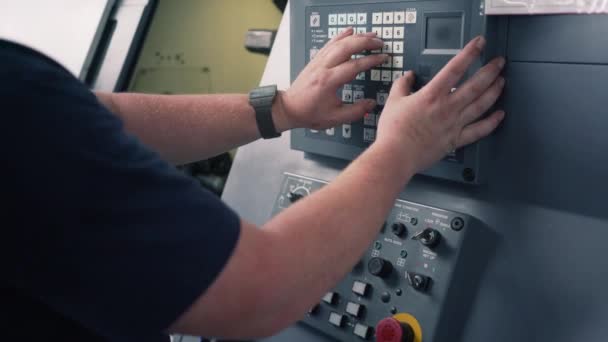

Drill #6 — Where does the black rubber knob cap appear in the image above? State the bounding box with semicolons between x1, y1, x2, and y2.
368;257;393;278
391;222;407;237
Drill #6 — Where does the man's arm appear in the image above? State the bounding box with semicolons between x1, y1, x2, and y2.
95;92;284;165
168;36;506;338
97;30;386;165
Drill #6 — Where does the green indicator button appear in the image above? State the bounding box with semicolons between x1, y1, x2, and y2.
374;241;382;250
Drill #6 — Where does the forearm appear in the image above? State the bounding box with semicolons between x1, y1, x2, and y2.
96;92;290;164
259;141;415;329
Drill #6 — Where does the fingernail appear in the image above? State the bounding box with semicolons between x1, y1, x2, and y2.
498;110;506;121
476;36;486;50
367;99;377;108
499;77;506;87
497;57;506;69
373;37;384;44
380;53;390;60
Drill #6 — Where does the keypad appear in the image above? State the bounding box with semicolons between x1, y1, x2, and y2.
311;9;410;144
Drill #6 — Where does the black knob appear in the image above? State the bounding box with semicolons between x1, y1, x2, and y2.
412;228;441;248
391;222;407;237
407;272;431;292
368;257;393;278
287;192;304;203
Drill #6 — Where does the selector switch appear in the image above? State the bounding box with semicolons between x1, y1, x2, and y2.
287;192;304;203
391;222;407;237
368;257;393;278
407;272;431;292
375;317;415;342
412;228;442;248
322;292;339;305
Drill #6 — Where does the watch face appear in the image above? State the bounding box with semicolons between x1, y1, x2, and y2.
253;85;277;98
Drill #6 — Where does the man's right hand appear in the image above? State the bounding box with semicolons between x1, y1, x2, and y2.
377;36;506;173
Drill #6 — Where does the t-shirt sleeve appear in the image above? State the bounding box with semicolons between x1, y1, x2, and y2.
3;47;241;341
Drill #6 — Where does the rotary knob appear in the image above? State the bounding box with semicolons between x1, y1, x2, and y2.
368;257;393;278
375;317;415;342
391;222;407;237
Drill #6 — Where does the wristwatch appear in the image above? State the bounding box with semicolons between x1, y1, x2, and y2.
249;85;281;139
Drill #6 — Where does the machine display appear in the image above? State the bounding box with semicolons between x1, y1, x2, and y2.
290;0;506;184
272;173;494;341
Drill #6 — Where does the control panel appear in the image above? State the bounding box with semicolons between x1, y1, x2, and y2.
290;0;507;184
272;173;494;341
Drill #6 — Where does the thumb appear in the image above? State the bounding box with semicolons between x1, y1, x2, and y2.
387;71;416;102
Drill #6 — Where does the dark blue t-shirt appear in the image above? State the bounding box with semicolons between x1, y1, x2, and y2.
0;40;241;342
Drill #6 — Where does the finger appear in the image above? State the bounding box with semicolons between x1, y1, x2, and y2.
332;99;377;123
456;110;505;148
323;36;384;67
425;36;486;97
330;54;388;85
450;57;505;110
459;77;505;126
328;27;354;45
387;71;416;101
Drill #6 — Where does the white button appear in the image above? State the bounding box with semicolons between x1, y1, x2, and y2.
310;129;319;133
310;49;319;60
356;26;367;34
348;13;357;25
342;89;353;103
328;28;338;39
382;56;393;68
381;70;392;82
383;41;393;53
372;26;383;38
382;27;393;39
372;12;383;24
371;69;381;81
383;12;394;24
328;312;345;327
342;124;352;139
393;71;404;81
364;128;376;142
328;14;337;26
364;113;376;126
393;41;404;54
393;56;404;69
354;323;372;339
337;27;347;34
377;92;388;105
394;26;405;39
406;10;417;24
352;281;369;296
353;90;365;102
346;302;363;317
343;84;352;90
394;11;406;24
338;13;347;25
310;14;320;27
357;13;367;25
326;128;335;136
356;72;366;80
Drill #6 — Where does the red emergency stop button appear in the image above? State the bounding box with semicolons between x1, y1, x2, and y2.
375;317;415;342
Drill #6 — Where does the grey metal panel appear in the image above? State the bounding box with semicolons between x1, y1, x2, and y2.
508;15;608;64
222;3;608;342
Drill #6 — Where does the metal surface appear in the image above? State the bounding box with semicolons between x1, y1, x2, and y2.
222;2;608;341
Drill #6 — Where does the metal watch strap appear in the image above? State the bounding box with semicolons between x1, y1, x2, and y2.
249;85;281;139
